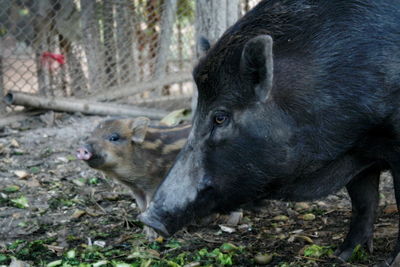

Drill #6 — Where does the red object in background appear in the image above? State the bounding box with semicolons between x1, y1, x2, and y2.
41;52;65;71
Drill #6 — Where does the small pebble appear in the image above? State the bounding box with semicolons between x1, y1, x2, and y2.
272;215;289;221
295;202;310;211
254;253;273;265
300;213;316;221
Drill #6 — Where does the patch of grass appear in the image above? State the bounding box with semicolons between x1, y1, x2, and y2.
40;148;54;158
349;244;369;263
310;207;327;216
48;197;75;209
303;244;334;258
10;195;29;209
29;166;41;174
88;177;100;185
6;238;57;265
66;155;77;161
89;231;111;239
2;237;245;266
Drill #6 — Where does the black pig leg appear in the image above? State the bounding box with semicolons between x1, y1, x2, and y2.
335;165;380;261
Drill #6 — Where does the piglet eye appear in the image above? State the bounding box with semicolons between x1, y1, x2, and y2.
214;112;229;125
108;133;120;142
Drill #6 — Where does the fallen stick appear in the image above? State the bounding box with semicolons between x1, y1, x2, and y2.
91;72;192;101
4;91;168;120
131;95;192;105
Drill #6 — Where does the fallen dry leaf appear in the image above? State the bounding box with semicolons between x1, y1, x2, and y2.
71;209;86;219
219;224;236;233
14;170;30;179
10;139;20;148
273;215;289;221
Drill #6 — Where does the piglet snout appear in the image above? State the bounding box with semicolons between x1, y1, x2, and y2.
76;146;93;161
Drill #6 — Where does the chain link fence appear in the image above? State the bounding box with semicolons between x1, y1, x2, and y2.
0;0;261;113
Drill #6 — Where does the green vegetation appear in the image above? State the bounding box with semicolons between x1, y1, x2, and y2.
349;244;369;263
1;238;245;266
303;244;334;258
10;195;29;208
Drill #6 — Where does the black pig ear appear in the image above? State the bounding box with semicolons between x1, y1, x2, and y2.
240;35;274;102
197;36;211;58
131;117;150;143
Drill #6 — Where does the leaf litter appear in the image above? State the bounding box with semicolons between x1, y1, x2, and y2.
0;113;398;266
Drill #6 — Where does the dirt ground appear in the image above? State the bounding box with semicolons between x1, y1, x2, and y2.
0;112;398;266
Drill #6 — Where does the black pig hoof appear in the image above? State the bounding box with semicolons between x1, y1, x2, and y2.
335;238;374;262
334;249;352;262
138;213;170;237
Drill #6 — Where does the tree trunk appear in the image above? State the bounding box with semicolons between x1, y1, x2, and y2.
195;0;240;51
0;0;9;112
80;0;104;92
153;0;178;95
115;0;136;85
146;0;161;75
0;0;12;113
192;0;241;111
0;51;4;113
33;0;53;96
54;0;86;96
59;34;88;96
102;0;118;87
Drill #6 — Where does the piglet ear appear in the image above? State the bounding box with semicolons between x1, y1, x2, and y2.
240;35;274;102
131;117;150;144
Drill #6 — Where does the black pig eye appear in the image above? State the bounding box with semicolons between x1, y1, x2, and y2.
214;112;229;126
108;133;120;142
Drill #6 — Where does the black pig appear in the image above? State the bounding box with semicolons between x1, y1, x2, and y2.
140;0;400;262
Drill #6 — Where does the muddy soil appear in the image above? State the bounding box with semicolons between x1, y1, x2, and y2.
0;113;398;266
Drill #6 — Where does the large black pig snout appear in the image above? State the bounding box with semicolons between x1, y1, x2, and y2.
138;211;170;237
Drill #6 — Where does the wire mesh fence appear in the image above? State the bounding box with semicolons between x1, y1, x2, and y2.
0;0;261;113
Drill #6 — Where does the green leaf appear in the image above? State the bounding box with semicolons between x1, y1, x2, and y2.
66;249;76;259
46;259;62;267
17;221;27;227
165;239;182;249
112;262;131;267
220;243;239;253
303;244;333;258
92;260;109;267
160;109;191;126
0;254;8;263
88;177;99;185
66;155;76;161
3;185;20;193
11;196;29;208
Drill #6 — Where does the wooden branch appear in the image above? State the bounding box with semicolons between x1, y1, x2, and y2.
131;95;191;105
131;95;192;110
91;72;192;101
4;91;168;120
